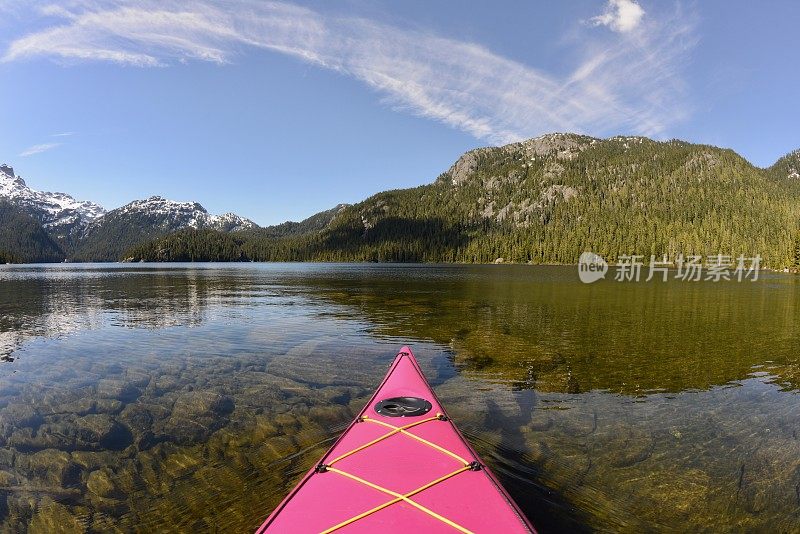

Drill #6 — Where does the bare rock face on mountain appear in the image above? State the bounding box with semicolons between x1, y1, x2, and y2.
445;150;484;186
515;133;596;159
439;133;597;187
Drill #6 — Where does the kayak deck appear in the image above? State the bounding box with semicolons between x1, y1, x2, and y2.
257;347;534;533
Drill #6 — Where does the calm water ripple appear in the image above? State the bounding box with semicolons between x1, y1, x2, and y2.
0;263;798;532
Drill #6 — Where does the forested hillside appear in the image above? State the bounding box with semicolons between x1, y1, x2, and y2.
255;204;350;238
0;201;65;262
124;134;800;268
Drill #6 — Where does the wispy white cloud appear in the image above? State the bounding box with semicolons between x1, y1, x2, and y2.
590;0;645;33
19;142;61;156
51;131;75;137
1;1;697;143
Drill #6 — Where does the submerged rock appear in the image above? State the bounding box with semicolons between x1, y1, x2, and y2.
87;468;124;499
28;498;88;533
556;408;598;437
251;435;297;466
75;414;133;451
96;379;141;402
70;450;121;472
0;405;43;438
0;469;17;486
118;402;171;451
8;414;132;452
58;398;124;417
171;392;234;421
158;392;235;444
152;375;180;394
250;415;280;442
20;449;82;487
527;410;554;432
736;447;800;515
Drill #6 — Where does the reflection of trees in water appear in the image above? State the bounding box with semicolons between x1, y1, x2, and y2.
1;276;103;359
0;267;265;360
3;264;800;391
107;271;211;329
286;266;800;394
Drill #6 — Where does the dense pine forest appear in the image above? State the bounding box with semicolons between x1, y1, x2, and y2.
123;135;800;268
122;229;247;262
0;201;64;263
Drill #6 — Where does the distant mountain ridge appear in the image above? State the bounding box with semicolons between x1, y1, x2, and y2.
0;164;258;262
5;134;800;265
97;196;257;233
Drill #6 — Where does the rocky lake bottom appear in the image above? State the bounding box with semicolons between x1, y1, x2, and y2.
0;263;798;532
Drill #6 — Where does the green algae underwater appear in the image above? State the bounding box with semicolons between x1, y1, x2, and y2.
0;263;799;532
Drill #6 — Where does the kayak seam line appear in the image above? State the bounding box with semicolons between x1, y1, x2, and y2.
318;466;471;534
362;416;471;466
317;413;475;533
325;415;443;467
324;466;475;534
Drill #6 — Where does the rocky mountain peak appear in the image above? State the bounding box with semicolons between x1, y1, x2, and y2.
788;150;800;179
0;164;26;188
1;164;15;178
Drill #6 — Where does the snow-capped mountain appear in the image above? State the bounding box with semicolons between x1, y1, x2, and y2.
0;163;259;261
0;164;256;239
93;196;257;233
0;163;106;240
76;196;258;260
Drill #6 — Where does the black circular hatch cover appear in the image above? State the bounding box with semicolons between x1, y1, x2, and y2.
374;397;432;417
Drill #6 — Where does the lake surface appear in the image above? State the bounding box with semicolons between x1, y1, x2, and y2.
0;263;799;532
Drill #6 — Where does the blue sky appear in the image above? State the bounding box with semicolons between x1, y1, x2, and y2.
0;0;798;225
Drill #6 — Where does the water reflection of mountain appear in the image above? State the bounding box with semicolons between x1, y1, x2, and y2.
0;266;260;360
284;265;800;395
